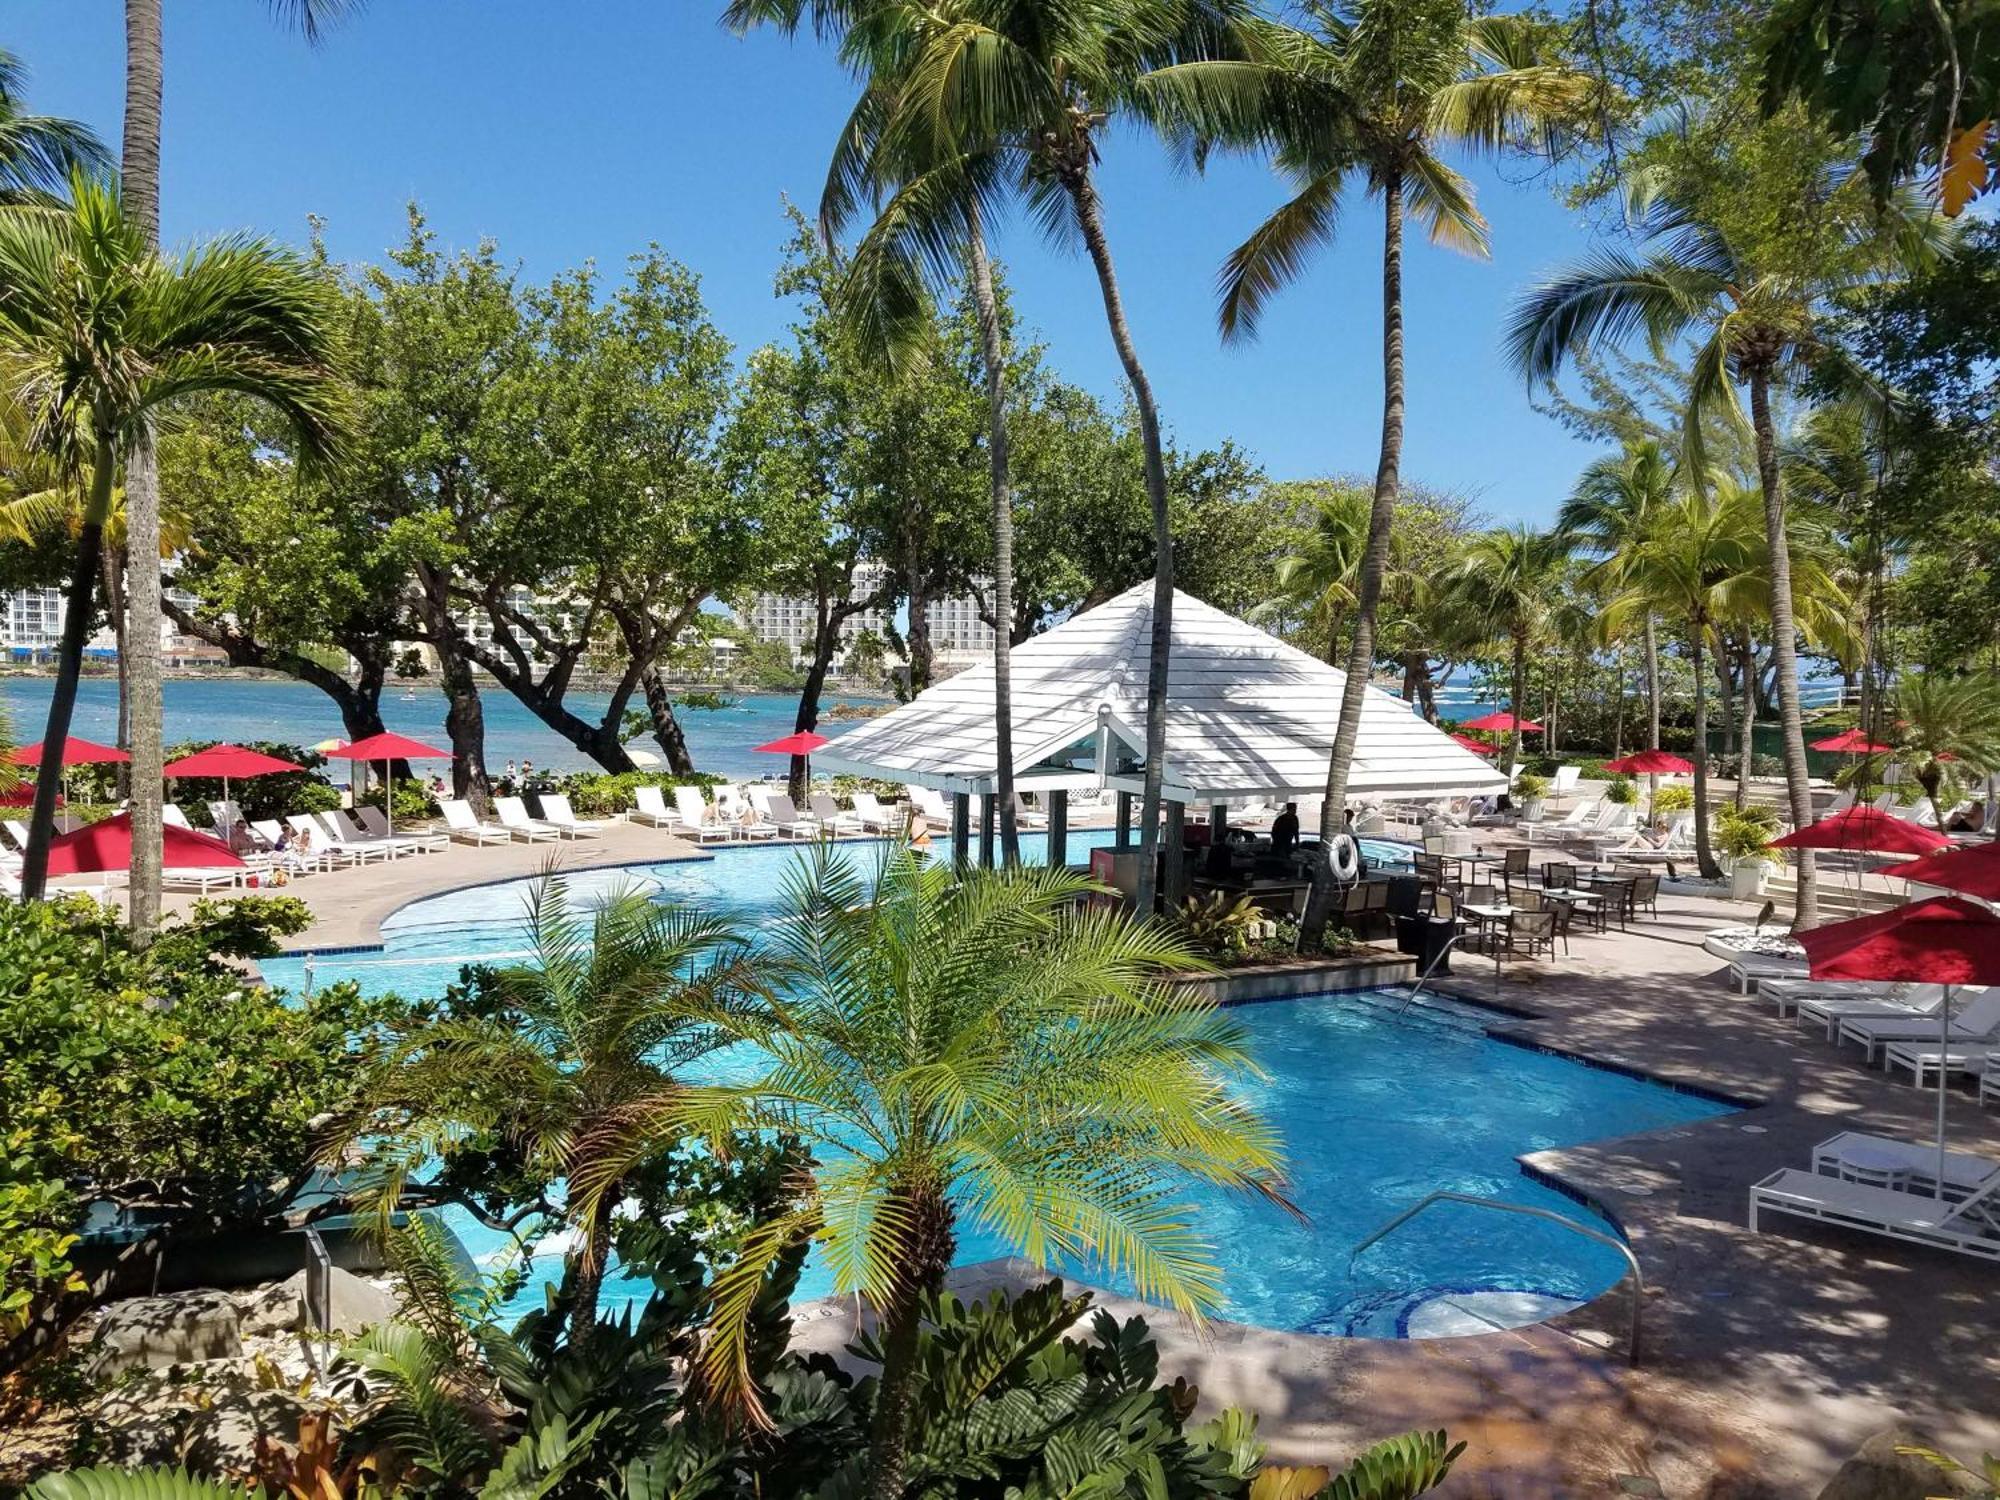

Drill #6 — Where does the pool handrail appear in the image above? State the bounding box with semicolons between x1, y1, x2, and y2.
1348;1189;1644;1366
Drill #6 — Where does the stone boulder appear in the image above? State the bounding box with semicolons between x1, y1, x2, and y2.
88;1289;242;1376
88;1383;314;1472
1817;1427;1986;1500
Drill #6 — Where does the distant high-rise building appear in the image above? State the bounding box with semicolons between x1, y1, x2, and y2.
736;561;894;661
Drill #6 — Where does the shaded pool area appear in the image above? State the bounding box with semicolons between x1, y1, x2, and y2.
262;837;1729;1338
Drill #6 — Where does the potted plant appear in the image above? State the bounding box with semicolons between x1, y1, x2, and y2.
1604;777;1637;806
1649;782;1694;829
1715;806;1785;899
1513;771;1549;823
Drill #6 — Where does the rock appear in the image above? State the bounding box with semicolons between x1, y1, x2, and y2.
88;1383;313;1472
317;1264;395;1335
236;1274;306;1337
88;1289;242;1376
1700;1476;1788;1500
1817;1427;1985;1500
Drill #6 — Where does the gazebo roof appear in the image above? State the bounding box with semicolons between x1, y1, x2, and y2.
817;582;1510;802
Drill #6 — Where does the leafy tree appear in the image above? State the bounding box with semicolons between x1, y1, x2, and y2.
332;876;780;1346
1140;0;1594;940
0;49;108;203
1454;526;1569;767
575;846;1287;1499
1885;673;2000;830
0;175;344;905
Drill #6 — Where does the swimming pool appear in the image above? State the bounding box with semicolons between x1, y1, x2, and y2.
263;836;1729;1338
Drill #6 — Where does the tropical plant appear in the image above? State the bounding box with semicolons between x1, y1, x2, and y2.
1512;771;1549;803
1604;776;1637;804
1453;525;1569;766
1176;888;1265;957
0;174;345;905
1137;0;1593;940
1254;482;1370;662
0;50;108;203
1651;783;1696;815
1507;159;1943;926
573;845;1286;1498
1885;672;2000;829
329;876;780;1345
1714;804;1785;865
1558;438;1678;751
730;0;1249;911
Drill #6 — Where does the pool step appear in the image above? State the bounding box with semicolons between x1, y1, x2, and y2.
1313;1283;1584;1339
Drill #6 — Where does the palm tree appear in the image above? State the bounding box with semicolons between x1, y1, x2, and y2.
0;174;346;900
1252;481;1370;661
116;0;359;935
1603;484;1768;879
576;845;1286;1499
332;878;779;1346
1506;169;1943;926
1558;438;1677;750
1138;0;1592;938
1887;673;2000;831
0;50;109;201
1454;525;1567;768
732;0;1245;911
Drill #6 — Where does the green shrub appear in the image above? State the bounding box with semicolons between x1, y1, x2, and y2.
1715;805;1787;865
552;768;724;817
1175;890;1265;958
160;740;339;825
1604;777;1637;805
1513;771;1550;802
1652;784;1695;813
353;779;436;821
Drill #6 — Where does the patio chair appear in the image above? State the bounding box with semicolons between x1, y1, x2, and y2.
671;787;738;844
1810;1131;2000;1200
253;818;334;873
1882;1037;1997;1088
322;809;423;858
493;796;566;842
760;791;824;840
1749;1169;2000;1260
851;791;901;833
1625;870;1661;919
1500;847;1531;897
1011;793;1050;830
1794;989;1946;1039
208;799;246;835
289;812;389;864
906;785;951;823
1546;765;1582;806
1500;908;1557;964
1837;990;2000;1063
539;794;610;838
355;805;449;853
162;803;192;830
1757;976;1912;1020
439;798;512;845
1540;859;1578;890
630;785;677;828
1524;800;1599;845
810;792;868;835
164;863;252;894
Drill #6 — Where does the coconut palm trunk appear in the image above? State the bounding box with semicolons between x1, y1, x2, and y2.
1748;366;1818;927
1644;614;1661;749
1509;623;1527;771
966;212;1019;865
1065;162;1170;914
1302;171;1404;947
1689;618;1721;879
120;0;166;938
863;1184;956;1500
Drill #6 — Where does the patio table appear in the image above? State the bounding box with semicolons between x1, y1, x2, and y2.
1542;886;1607;933
1579;873;1636;930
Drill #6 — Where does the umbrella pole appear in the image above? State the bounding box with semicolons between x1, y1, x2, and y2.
384;759;393;837
1937;984;1954;1202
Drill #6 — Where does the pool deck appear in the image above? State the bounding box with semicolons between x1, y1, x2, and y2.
207;821;1999;1496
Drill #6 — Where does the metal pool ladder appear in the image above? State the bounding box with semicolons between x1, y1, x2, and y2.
1395;932;1461;1012
1348;1190;1644;1366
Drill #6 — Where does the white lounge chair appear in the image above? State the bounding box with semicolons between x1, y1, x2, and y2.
539;794;609;838
289;812;387;865
253;818;334;873
631;785;677;828
850;791;902;833
1812;1131;2000;1200
671;787;736;844
1838;990;2000;1062
1604;811;1695;863
161;803;191;830
1011;793;1049;830
1759;977;1903;1018
1882;1038;1995;1088
1983;1057;1999;1111
164;863;252;894
759;791;823;840
1546;765;1582;806
323;809;426;859
1750;1168;2000;1260
494;796;565;842
809;793;866;835
1794;986;1947;1039
355;805;448;853
439;799;512;846
1524;799;1600;845
208;799;246;836
907;785;951;823
1727;950;1810;993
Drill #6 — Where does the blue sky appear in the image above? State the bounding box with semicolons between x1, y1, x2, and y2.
12;1;1611;523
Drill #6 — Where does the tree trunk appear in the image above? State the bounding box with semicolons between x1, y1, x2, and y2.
23;476;111;898
121;0;166;939
1690;620;1721;879
1612;643;1627;759
415;570;489;803
125;433;163;939
1509;626;1528;773
1738;635;1757;808
793;615;838;806
1712;629;1738;805
1066;161;1170;917
967;217;1020;867
1302;170;1404;948
641;667;696;775
567;1192;617;1349
1644;614;1661;750
1748;366;1818;927
904;570;934;695
101;550;129;798
862;1186;956;1500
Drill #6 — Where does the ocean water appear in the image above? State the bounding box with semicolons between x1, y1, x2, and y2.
261;840;1729;1339
0;677;872;780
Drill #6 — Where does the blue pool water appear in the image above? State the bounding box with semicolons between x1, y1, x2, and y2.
262;838;1728;1338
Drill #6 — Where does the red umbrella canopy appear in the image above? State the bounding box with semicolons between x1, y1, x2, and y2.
164;744;305;779
755;731;831;756
1460;712;1543;733
1603;749;1694;775
327;731;452;761
10;736;132;768
1449;733;1496;754
1810;728;1894;754
0;785;57;807
1770;805;1952;856
45;812;244;875
1871;839;2000;900
1798;896;2000;985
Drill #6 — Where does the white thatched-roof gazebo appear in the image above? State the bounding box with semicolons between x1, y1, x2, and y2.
819;582;1505;867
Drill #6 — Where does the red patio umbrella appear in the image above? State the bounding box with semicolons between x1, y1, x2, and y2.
1460;711;1543;734
756;729;831;786
1770;805;1952;857
165;744;305;833
1871;838;2000;901
1449;733;1496;754
1603;750;1694;775
10;735;131;768
325;731;452;836
1798;895;2000;1199
1810;728;1894;754
45;812;243;876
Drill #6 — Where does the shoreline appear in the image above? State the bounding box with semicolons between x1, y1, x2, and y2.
0;665;901;703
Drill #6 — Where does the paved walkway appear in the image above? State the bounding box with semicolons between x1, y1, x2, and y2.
205;821;1998;1494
